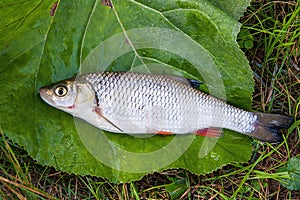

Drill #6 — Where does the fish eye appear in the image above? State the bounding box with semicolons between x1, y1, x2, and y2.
54;85;68;97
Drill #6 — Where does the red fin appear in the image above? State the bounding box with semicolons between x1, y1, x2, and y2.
195;128;222;138
156;131;173;135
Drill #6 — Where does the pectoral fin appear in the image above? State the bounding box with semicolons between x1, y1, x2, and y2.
94;107;124;132
156;131;173;135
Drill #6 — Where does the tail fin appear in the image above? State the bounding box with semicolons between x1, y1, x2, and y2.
250;112;294;143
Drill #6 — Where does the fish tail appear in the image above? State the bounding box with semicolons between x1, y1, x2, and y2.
249;112;294;143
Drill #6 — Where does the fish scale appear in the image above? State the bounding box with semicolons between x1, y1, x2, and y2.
80;72;256;134
39;72;294;143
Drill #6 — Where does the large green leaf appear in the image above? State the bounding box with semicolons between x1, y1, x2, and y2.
0;0;253;182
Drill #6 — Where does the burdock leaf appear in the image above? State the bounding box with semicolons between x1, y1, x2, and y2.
0;0;252;182
278;157;300;191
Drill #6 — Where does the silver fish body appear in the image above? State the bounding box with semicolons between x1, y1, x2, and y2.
39;72;293;143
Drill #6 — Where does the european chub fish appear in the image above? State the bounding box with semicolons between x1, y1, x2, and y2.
39;72;294;143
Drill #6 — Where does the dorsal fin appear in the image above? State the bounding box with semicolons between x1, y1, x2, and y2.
187;78;202;89
165;75;203;89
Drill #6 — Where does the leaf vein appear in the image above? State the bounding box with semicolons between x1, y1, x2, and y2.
33;2;58;91
111;0;150;73
80;0;99;65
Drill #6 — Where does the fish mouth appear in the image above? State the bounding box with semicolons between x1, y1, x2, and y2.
39;87;55;106
38;87;47;94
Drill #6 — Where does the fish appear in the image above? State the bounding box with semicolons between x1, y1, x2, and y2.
39;72;294;143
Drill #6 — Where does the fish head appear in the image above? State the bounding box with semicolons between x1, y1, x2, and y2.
39;78;95;115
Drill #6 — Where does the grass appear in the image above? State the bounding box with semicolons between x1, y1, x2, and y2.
1;0;299;199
